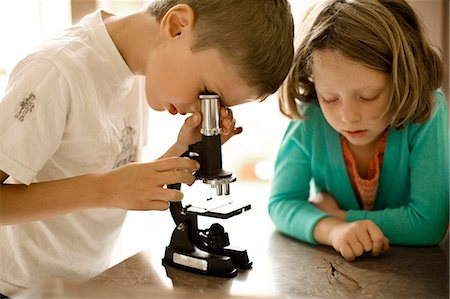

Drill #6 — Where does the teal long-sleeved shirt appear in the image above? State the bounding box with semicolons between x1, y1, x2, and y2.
268;91;449;246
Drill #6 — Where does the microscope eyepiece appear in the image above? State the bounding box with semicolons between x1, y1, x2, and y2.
199;94;221;137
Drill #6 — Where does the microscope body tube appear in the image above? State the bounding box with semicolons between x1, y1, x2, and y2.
198;94;234;195
199;94;223;177
200;135;222;177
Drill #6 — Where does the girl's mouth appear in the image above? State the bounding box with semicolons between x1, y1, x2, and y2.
346;130;367;138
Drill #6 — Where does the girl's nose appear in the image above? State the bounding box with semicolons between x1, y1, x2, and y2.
340;99;361;124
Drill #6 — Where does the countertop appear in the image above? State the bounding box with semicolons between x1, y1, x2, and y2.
16;183;450;298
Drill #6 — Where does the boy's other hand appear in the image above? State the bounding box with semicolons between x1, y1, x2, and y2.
175;107;243;152
220;106;242;144
329;220;390;261
99;157;200;211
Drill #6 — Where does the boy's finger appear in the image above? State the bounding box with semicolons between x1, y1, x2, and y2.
150;188;184;202
220;106;232;118
222;118;233;134
153;157;200;172
147;200;170;211
129;189;183;210
130;200;170;211
161;188;185;202
159;170;196;186
184;112;201;128
233;127;243;134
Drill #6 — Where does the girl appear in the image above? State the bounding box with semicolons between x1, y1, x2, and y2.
0;1;294;296
269;0;448;261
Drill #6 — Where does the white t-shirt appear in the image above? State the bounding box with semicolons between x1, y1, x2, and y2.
0;10;148;295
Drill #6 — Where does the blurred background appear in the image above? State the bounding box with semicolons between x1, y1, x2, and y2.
0;0;448;265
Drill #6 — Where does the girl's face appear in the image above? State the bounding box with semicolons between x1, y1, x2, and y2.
311;50;391;148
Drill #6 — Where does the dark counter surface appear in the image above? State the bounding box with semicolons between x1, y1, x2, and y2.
16;183;449;298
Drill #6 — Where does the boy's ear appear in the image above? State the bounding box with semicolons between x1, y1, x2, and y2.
159;4;195;39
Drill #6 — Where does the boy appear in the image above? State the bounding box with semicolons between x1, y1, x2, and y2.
0;0;294;296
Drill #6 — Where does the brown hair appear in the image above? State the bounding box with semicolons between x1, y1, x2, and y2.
280;0;443;128
148;0;294;100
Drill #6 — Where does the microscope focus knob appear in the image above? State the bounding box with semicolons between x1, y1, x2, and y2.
207;223;230;249
209;223;225;235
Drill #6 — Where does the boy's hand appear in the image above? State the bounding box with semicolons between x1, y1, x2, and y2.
219;106;243;144
175;107;243;152
176;112;203;150
328;220;390;261
100;157;200;211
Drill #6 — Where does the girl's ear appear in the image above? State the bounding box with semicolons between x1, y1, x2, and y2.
159;4;195;39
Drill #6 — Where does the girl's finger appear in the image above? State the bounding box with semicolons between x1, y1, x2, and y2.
382;237;390;252
346;234;364;258
356;230;373;252
340;243;356;261
367;226;385;256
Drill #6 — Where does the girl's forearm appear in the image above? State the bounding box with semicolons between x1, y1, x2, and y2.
313;216;345;246
330;209;347;221
0;173;105;225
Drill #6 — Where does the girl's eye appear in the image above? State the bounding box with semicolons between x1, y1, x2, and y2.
360;95;378;101
321;97;338;103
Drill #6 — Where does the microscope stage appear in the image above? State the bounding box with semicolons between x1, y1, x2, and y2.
182;183;251;219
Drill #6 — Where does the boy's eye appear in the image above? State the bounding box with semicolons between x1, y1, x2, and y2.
202;87;212;95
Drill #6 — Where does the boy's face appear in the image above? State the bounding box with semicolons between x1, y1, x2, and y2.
144;45;259;115
312;50;391;149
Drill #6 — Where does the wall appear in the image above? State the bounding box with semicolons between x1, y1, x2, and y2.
407;0;449;97
70;0;449;96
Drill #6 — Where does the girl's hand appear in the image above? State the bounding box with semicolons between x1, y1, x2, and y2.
100;157;200;211
328;220;390;261
311;192;346;220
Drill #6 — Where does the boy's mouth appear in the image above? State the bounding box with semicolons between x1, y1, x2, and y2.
168;104;178;115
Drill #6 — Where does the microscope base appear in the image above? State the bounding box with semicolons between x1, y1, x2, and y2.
163;246;238;277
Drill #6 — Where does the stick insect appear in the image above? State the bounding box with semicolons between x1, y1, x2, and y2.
317;257;361;289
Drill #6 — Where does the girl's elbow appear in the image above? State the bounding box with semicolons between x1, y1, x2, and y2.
413;223;448;246
424;226;448;246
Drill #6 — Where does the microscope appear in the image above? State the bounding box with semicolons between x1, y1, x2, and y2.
162;94;252;277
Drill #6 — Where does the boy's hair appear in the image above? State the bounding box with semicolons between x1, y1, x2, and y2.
148;0;294;101
280;0;443;128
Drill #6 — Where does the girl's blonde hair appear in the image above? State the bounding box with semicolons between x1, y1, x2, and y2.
280;0;443;128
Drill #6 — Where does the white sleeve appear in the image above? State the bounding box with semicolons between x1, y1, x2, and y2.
0;57;70;185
